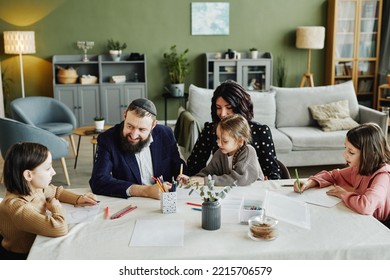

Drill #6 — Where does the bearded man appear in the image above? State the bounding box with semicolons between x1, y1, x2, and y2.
90;98;185;199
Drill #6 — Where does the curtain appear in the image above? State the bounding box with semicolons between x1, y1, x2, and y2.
378;0;390;84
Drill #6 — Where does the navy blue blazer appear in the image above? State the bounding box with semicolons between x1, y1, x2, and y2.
89;122;185;198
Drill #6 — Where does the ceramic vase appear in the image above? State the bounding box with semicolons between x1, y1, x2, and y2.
109;50;122;61
94;120;105;132
250;50;258;59
169;83;184;97
202;200;221;230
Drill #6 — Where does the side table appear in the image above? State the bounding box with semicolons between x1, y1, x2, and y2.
72;125;112;169
162;93;188;125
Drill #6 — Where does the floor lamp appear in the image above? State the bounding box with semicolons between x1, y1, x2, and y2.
296;26;325;87
3;31;36;98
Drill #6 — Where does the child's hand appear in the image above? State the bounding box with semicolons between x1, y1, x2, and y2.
76;192;98;206
326;185;348;198
46;198;61;212
177;174;189;184
189;176;205;185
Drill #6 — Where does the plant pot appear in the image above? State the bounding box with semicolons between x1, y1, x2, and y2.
168;83;184;97
202;200;221;230
94;120;105;132
109;50;122;61
250;50;258;59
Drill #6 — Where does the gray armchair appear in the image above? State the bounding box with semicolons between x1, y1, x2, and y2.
0;117;70;186
10;96;77;156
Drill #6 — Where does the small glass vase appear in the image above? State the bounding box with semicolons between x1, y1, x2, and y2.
202;200;221;230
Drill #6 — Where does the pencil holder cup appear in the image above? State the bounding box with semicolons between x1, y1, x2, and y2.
161;192;177;214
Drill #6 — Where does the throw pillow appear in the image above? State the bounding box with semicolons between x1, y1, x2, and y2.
309;99;359;132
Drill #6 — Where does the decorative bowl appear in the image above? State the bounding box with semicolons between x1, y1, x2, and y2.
248;215;278;241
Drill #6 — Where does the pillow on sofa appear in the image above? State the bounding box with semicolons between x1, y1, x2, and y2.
308;99;359;132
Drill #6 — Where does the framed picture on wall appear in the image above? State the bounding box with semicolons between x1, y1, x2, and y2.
191;2;229;35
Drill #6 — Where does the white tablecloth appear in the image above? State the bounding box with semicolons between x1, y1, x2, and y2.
28;180;390;260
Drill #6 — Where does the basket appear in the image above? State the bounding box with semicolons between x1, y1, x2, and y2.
57;67;78;84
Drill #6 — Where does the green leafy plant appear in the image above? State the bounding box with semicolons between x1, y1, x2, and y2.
1;67;13;117
276;55;287;87
107;39;127;51
249;48;257;51
180;175;236;202
94;116;105;121
163;45;190;84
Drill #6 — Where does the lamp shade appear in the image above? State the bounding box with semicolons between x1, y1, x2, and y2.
4;31;36;54
296;26;325;49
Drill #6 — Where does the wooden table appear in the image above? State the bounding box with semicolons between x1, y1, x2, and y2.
72;125;112;169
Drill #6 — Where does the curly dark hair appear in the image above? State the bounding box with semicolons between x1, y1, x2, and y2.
211;80;254;123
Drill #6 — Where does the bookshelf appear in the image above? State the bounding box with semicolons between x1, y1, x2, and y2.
325;0;383;108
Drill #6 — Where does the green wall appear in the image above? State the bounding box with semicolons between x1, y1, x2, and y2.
0;0;327;120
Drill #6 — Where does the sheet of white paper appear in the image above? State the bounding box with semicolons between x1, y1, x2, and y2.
286;186;341;207
129;219;184;247
263;190;311;230
62;203;100;224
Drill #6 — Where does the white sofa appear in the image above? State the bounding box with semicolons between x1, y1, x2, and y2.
174;81;388;167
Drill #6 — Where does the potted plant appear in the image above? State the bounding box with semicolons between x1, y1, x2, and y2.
107;39;127;61
163;45;190;97
94;116;105;132
249;48;258;59
180;176;236;230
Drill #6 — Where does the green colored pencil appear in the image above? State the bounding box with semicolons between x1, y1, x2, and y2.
294;168;301;193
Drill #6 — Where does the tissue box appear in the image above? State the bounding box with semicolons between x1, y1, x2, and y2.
239;198;263;224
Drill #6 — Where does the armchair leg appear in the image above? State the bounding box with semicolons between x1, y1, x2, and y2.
69;135;77;156
60;157;71;186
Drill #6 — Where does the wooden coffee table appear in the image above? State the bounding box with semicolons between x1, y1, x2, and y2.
72;125;112;169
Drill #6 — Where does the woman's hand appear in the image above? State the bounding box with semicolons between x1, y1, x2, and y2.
326;185;348;198
76;192;98;206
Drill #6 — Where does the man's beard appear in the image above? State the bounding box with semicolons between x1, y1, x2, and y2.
120;132;151;154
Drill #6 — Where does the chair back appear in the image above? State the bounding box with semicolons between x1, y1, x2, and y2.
277;159;291;179
10;96;77;136
0;117;68;160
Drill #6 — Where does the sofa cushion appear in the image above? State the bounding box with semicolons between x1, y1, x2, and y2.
188;84;214;129
188;84;276;128
278;127;348;151
270;128;293;153
272;80;359;128
308;100;359;131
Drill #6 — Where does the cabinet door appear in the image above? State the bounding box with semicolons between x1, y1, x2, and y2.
100;85;126;125
54;86;80;124
78;86;100;126
238;60;272;91
123;85;145;105
212;61;237;88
